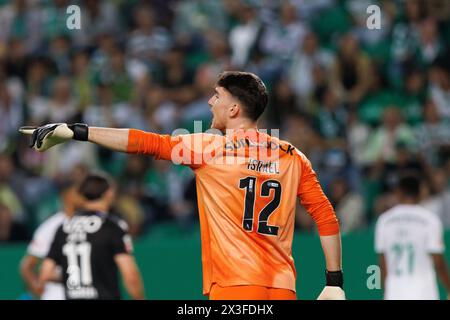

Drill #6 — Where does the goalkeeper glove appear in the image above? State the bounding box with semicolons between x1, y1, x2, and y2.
317;270;346;300
19;123;89;152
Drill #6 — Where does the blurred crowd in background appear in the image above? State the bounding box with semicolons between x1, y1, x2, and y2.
0;0;449;242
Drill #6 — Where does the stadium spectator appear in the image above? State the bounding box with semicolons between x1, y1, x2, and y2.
388;0;426;88
313;86;347;145
330;33;372;108
329;177;365;234
127;4;172;66
228;2;262;68
267;77;298;128
415;100;450;167
357;60;393;126
260;1;309;63
0;0;43;54
428;53;450;120
29;76;79;124
0;202;13;242
0;154;27;240
416;18;444;68
74;0;121;49
173;0;228;37
113;194;145;238
3;37;29;82
0;78;24;153
396;67;427;126
72;50;94;110
40;0;73;43
48;35;71;75
83;83;120;128
363;107;416;165
288;31;334;105
422;167;450;229
346;109;370;168
25;57;54;111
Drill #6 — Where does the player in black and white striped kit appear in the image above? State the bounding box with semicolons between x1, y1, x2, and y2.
20;179;79;300
39;173;145;300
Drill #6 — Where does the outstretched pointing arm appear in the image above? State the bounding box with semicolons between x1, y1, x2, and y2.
88;127;182;160
19;124;131;153
88;127;130;152
20;124;199;165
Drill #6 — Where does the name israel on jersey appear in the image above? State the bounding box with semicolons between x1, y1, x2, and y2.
247;157;280;174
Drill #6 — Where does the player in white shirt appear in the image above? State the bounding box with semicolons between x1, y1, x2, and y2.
19;179;80;300
375;174;450;300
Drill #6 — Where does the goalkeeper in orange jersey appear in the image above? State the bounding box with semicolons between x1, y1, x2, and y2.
20;71;345;300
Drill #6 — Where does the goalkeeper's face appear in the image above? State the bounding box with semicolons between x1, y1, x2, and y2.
208;86;237;131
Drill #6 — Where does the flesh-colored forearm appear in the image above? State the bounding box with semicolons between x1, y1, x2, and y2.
88;127;130;153
115;254;145;300
20;255;41;296
319;233;342;271
39;259;56;284
36;259;57;297
124;274;145;300
433;255;450;293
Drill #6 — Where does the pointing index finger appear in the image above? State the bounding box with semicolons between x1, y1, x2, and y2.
19;126;37;135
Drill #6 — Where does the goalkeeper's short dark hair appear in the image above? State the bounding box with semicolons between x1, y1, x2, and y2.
216;71;268;121
397;173;421;199
78;172;114;201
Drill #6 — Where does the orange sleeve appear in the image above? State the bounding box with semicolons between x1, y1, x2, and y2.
126;129;205;168
297;153;340;236
127;129;177;159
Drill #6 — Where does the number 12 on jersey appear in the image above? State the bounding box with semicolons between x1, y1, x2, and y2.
239;177;281;236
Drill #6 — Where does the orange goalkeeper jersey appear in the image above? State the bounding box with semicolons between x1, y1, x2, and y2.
127;129;340;295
